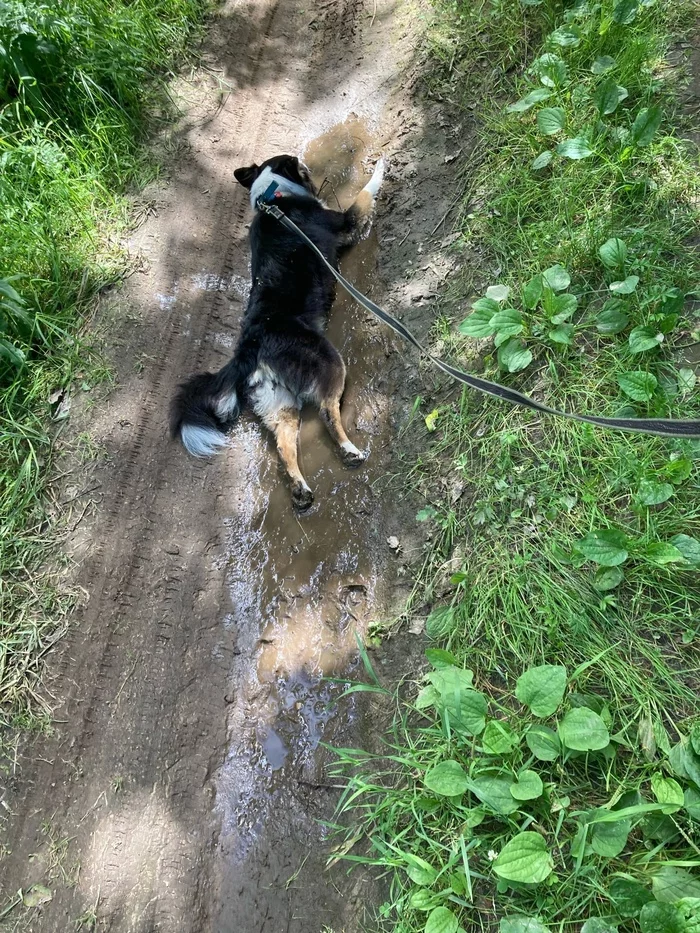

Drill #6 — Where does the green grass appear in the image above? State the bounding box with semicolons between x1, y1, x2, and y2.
332;0;700;930
0;0;206;727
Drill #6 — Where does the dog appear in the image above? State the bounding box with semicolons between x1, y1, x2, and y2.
169;152;384;510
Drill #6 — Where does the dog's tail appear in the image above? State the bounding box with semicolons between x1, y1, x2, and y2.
363;156;385;199
170;358;242;458
341;157;385;246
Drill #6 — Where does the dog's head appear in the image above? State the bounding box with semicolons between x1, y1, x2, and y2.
234;154;317;203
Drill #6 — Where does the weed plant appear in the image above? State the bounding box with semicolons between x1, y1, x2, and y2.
0;0;205;725
333;0;700;930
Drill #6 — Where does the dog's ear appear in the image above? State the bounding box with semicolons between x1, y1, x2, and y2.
233;164;260;189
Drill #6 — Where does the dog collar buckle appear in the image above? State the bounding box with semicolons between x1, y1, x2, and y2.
256;180;279;207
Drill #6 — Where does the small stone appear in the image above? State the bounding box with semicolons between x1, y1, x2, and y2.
386;536;400;550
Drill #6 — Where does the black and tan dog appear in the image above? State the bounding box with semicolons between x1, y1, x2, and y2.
170;153;384;510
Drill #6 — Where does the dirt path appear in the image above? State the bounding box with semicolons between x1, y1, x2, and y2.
0;2;466;930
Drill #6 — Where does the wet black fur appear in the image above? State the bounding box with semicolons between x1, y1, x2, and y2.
169;155;363;442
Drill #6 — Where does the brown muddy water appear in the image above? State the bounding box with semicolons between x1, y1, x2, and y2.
207;117;395;930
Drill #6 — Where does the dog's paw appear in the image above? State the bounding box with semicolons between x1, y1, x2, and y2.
340;442;368;469
292;481;314;512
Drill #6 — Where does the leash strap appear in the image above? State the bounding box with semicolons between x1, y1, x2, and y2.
259;201;700;439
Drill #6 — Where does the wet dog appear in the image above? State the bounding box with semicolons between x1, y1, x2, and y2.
170;153;384;510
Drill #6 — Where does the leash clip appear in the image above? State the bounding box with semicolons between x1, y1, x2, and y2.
256;180;280;209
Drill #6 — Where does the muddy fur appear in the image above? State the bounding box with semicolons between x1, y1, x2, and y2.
170;152;383;510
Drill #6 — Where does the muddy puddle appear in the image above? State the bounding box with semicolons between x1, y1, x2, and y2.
211;116;393;930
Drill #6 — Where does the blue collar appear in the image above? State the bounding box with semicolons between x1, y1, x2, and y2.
256;180;280;206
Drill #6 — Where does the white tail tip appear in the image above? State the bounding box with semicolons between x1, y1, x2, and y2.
180;424;230;458
364;157;385;198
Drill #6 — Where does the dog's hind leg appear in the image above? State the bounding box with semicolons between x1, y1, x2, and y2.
314;349;367;469
266;406;314;511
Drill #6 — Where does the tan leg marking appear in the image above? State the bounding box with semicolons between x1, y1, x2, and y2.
266;407;314;510
319;393;367;468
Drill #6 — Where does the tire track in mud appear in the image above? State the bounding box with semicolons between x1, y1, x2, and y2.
0;1;426;931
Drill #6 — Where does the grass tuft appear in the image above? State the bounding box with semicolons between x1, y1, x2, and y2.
334;0;700;930
0;0;206;728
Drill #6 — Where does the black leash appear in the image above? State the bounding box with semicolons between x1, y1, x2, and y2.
258;199;700;439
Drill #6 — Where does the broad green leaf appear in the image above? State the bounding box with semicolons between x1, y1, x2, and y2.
559;708;610;750
425;648;459;669
507;88;553;113
500;918;550;933
493;832;554;884
532;151;553;170
491;308;524;338
406;854;439;886
632;106;662;147
609;877;654;918
429;666;474;694
678;368;697;394
472;297;501;315
577;529;628;566
449;872;467;896
590;811;631;857
599;238;628;269
469;776;519;815
523;275;544;309
594;566;625;591
609;275;639;295
637;480;673;506
655;719;672;756
430;670;487;736
426;606;458;639
537;107;566;135
516;664;567;717
411;888;440;911
592;56;617;74
643;812;681;844
613;0;640;24
460;309;496;338
583;919;618;933
526;725;561;761
643;542;685;566
662;457;692;485
669;737;700;786
639;902;685;933
487;285;511;303
22;885;53;908
426;906;459;933
498;338;533;373
482;720;519;755
557;137;594;159
532;53;568;88
596;300;629;334
670;535;700;566
550;24;582;46
685;787;700;820
549;293;577;323
424;760;469;797
510;769;544;801
549;323;574;345
415;685;440;710
618;371;657;402
692;723;700;757
629;326;663;353
594;78;629;116
542;264;571;292
652;867;700;903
